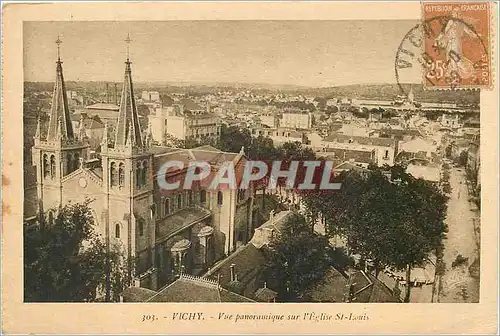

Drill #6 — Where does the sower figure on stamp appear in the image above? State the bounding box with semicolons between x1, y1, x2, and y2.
434;8;479;81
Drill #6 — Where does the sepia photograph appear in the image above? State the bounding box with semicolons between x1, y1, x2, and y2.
22;19;482;304
2;1;498;334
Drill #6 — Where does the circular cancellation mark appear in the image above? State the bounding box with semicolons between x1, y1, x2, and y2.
395;15;489;95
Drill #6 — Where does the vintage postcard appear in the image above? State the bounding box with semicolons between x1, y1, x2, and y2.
2;1;498;335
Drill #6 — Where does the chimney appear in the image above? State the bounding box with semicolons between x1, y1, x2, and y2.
230;264;236;282
264;282;267;289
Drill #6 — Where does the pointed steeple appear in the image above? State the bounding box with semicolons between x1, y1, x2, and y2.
114;34;143;149
46;36;74;142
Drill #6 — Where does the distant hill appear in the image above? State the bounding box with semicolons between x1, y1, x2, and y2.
296;83;479;104
24;81;479;105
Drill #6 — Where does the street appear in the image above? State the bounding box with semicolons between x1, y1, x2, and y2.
438;168;480;303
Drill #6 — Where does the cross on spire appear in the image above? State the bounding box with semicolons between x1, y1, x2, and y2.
125;33;132;62
56;36;62;62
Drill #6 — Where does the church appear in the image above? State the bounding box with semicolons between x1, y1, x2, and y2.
30;38;260;292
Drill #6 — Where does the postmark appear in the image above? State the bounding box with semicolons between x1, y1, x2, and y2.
395;2;491;92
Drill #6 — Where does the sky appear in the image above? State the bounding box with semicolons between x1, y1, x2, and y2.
24;20;420;87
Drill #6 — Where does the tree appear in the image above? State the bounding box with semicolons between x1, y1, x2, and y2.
457;150;468;167
302;166;448;302
264;213;333;301
24;201;127;302
219;124;252;153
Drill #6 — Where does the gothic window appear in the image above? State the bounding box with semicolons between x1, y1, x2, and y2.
110;162;118;186
136;162;142;188
177;194;182;210
150;203;157;218
67;153;74;173
217;191;223;206
138;219;144;237
200;189;207;204
118;163;125;186
74;152;80;170
50;155;56;179
115;223;121;238
141;160;148;186
43;154;49;178
164;198;170;216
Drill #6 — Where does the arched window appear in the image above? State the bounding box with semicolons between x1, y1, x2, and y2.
187;190;193;206
110;162;117;186
217;191;223;206
177;194;182;209
67;153;74;173
164;198;170;216
118;163;125;186
136;162;142;188
141;160;148;186
200;189;207;204
138;219;144;236
74;152;80;170
115;223;121;238
50;155;56;179
43;154;49;178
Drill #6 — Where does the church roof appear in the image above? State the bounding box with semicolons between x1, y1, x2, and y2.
155;207;211;244
86;103;119;111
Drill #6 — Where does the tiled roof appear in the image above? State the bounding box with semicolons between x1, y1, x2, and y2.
147;275;254;302
303;267;348;302
334;161;368;172
348;271;400;303
161;95;174;107
155;207;211;244
319;148;374;164
324;133;397;147
122;286;157;302
179;98;204;111
254;287;278;302
204;244;267;298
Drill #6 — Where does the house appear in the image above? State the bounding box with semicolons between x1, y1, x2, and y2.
280;111;312;129
398;137;438;160
345;270;401;303
322;134;398;166
148;102;221;143
251;127;303;146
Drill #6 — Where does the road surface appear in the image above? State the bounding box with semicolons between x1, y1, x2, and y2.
439;168;480;303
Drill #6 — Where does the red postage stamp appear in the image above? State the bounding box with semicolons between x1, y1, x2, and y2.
422;2;491;90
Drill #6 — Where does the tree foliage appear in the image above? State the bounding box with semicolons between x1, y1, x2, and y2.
302;166;448;302
24;201;127;302
264;213;333;301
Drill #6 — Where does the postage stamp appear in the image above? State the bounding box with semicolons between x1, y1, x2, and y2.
421;2;492;90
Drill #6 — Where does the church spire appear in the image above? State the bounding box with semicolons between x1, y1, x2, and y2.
114;34;143;149
46;36;74;142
